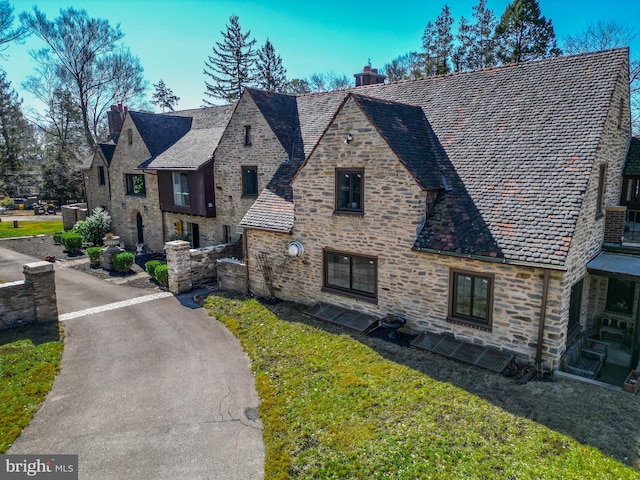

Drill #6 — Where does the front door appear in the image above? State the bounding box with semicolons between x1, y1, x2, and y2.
136;212;144;244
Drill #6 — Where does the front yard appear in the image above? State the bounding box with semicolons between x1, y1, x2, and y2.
207;295;640;479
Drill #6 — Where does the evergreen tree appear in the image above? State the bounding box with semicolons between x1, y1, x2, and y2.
468;0;498;69
151;79;180;112
453;17;472;72
256;39;287;91
284;78;311;94
494;0;561;64
422;6;454;76
0;70;30;195
203;15;257;103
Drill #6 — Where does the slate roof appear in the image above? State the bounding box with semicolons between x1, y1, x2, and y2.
623;137;640;176
127;111;193;168
145;105;234;170
247;89;305;162
242;48;629;266
351;94;443;190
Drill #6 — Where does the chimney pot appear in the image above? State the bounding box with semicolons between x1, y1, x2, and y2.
111;105;118;111
124;106;128;112
117;104;123;111
364;65;371;72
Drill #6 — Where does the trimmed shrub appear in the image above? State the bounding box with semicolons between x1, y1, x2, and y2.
113;252;135;273
73;207;112;245
52;232;64;244
145;260;165;277
154;264;168;286
86;246;103;266
60;232;82;254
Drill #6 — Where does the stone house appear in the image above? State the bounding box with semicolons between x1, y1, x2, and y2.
239;48;632;371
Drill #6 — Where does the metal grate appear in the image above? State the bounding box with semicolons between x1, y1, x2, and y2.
411;332;514;373
304;302;379;334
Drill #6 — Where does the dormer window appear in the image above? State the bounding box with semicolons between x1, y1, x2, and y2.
244;125;252;146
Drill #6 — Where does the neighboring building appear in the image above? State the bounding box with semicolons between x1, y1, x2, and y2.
239;49;632;371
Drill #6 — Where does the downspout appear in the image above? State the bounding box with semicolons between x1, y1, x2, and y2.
243;229;250;294
536;269;551;373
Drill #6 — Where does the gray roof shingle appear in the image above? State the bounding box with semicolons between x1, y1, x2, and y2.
243;49;628;266
128;111;193;167
145;105;234;170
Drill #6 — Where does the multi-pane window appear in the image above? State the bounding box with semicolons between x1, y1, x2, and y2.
324;250;376;299
98;166;105;185
172;172;190;207
242;166;258;197
335;168;363;214
125;174;145;196
449;270;493;328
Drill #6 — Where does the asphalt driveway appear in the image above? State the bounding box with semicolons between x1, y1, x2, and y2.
3;247;264;479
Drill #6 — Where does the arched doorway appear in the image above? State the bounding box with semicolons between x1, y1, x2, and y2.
136;212;144;244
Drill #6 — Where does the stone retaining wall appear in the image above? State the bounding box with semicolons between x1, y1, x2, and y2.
165;239;243;294
0;262;58;329
217;258;247;293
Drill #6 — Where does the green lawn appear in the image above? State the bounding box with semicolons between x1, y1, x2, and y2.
0;323;63;452
206;296;637;480
0;220;63;238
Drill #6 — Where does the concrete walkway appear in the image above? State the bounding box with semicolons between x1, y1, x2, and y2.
3;247;264;479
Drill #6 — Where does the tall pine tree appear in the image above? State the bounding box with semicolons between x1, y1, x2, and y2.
422;6;454;76
203;15;256;103
494;0;561;64
467;0;498;69
151;79;180;112
256;39;287;91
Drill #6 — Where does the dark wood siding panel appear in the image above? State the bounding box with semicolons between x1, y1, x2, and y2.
158;169;213;217
158;171;173;211
203;162;216;217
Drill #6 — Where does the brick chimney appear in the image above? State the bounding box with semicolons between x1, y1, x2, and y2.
354;65;386;87
604;206;627;244
106;104;127;140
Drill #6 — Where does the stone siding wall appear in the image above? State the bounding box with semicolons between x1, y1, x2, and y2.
212;93;290;244
0;262;58;329
247;230;566;366
84;152;112;214
108;119;164;252
165;239;243;294
61;203;87;231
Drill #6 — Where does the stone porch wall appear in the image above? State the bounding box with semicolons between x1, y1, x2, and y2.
0;262;58;329
165;239;243;294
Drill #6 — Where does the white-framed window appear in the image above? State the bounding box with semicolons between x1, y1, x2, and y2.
172;172;190;207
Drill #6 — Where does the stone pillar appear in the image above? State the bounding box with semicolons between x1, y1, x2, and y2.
23;261;58;324
604;206;627;244
165;240;192;294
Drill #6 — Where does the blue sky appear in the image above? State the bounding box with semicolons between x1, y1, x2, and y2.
3;0;640;113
